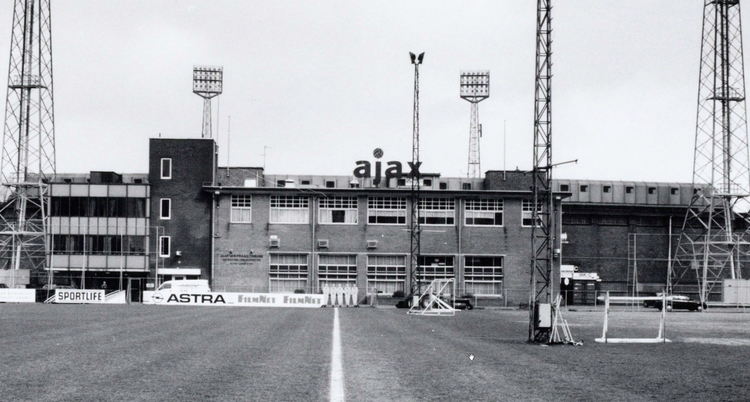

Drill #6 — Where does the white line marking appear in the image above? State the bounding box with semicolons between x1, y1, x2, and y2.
330;307;345;402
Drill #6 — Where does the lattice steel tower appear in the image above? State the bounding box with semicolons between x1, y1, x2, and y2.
670;0;750;306
460;71;489;178
193;65;223;139
0;0;56;281
529;0;554;342
409;52;424;299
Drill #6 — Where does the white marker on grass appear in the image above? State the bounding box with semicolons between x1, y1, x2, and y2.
330;308;345;402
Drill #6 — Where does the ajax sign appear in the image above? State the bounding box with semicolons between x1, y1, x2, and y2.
353;148;421;186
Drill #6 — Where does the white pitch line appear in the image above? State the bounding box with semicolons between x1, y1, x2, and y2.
330;307;345;402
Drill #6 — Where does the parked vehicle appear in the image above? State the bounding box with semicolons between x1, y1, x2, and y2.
157;279;211;293
653;295;706;312
395;293;473;310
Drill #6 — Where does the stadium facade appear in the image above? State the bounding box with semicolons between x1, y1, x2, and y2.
32;137;736;305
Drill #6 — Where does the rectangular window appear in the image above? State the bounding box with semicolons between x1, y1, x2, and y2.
269;253;308;293
325;181;336;188
160;158;172;179
562;215;591;225
522;199;543;227
276;180;286;188
417;256;455;286
670;188;679;195
465;199;503;226
462;183;472;190
159;236;170;257
419;198;455;226
598;216;629;226
270;195;309;224
464;256;503;296
439;182;448;190
160;198;171;220
319;196;357;224
301;180;311;185
648;187;656;195
580;185;588;192
423;179;432;186
626;186;634;194
603;186;611;193
560;184;569;192
318;254;357;290
127;198;146;218
231;195;252;223
367;197;406;225
367;255;406;296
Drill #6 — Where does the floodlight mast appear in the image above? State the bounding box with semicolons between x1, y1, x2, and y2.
529;0;555;343
192;65;224;139
409;52;424;305
460;71;490;178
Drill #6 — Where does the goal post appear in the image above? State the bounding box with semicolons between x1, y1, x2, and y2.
407;278;456;316
595;291;671;344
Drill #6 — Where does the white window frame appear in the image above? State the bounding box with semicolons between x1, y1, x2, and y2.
366;254;406;296
419;198;455;226
317;254;357;291
465;199;503;227
319;197;358;225
269;253;309;292
417;255;455;286
230;194;252;223
522;199;543;227
270;195;309;224
160;158;172;179
464;255;504;296
367;197;407;226
159;236;171;257
159;198;171;220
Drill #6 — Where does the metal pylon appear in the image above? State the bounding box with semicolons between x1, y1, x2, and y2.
468;103;480;178
201;97;212;139
0;0;56;284
529;0;554;342
409;52;423;299
671;0;750;306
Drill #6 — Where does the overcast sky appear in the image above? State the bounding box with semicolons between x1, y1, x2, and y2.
0;1;738;182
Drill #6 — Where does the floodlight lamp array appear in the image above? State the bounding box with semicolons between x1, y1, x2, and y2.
460;71;490;99
193;65;223;95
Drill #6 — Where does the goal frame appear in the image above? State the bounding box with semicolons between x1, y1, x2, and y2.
595;291;671;343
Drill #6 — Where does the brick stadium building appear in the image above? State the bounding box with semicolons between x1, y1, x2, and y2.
35;137;745;305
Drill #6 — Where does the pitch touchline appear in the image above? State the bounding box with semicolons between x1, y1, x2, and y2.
330;308;345;402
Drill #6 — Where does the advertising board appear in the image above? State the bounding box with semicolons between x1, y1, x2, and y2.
55;289;105;304
143;291;325;308
0;288;36;303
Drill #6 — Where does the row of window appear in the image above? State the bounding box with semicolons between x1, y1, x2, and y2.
563;183;681;195
266;253;504;296
218;195;543;227
51;235;147;255
51;197;147;218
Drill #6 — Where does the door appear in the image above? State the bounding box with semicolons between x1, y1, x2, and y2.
128;278;143;303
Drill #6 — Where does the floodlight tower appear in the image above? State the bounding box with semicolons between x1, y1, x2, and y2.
529;0;555;342
460;71;490;178
409;52;424;302
193;65;223;139
670;0;750;306
0;0;56;282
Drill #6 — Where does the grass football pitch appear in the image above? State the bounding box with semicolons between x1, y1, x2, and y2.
1;304;749;401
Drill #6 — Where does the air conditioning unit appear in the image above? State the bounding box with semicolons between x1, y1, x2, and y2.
318;239;329;249
269;235;280;248
366;240;378;249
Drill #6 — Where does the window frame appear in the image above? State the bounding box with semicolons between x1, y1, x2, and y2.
269;195;309;224
160;158;172;179
159;198;171;220
463;255;504;296
522;199;543;227
319;196;358;225
317;254;357;290
418;197;455;226
367;197;407;226
269;253;309;292
159;236;171;257
464;199;504;227
366;254;407;296
230;194;252;223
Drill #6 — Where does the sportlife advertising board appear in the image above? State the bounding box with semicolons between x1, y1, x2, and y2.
143;291;325;308
55;289;105;304
0;288;36;303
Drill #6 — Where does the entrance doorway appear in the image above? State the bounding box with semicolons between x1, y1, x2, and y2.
128;278;143;303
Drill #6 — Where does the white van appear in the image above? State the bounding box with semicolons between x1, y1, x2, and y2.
157;279;211;293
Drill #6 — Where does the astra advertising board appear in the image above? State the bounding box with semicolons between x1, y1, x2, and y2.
0;288;36;303
55;289;105;304
143;291;325;308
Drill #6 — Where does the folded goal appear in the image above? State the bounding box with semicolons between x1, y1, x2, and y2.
595;292;671;344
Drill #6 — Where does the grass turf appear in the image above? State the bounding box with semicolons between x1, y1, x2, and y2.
1;304;749;401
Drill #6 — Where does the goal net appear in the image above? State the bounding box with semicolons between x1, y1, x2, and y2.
595;292;671;343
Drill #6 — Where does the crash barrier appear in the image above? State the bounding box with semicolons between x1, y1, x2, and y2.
0;288;36;303
321;284;358;307
142;291;325;307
